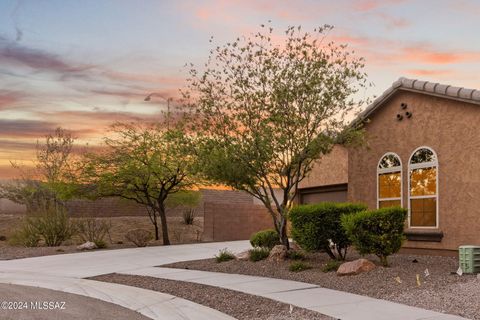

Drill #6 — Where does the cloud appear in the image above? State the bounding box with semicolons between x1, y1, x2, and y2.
0;119;58;138
0;90;23;110
0;37;94;78
405;69;453;77
354;0;407;12
399;44;480;64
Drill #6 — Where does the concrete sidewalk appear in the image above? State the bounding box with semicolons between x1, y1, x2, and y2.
120;267;467;320
0;271;234;320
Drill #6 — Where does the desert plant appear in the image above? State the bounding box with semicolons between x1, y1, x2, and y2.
125;228;153;247
77;218;111;245
250;229;280;249
27;207;76;247
248;247;270;262
341;207;407;266
289;202;367;260
215;248;235;263
182;208;196;225
9;223;41;247
289;261;312;272
287;250;305;260
94;239;108;249
321;260;342;273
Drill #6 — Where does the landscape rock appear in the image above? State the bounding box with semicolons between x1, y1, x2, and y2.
77;241;97;251
337;258;376;276
235;250;250;261
268;245;288;262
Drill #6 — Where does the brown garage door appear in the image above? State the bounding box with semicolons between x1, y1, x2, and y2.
299;183;348;204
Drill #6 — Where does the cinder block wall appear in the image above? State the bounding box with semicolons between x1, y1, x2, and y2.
203;202;274;241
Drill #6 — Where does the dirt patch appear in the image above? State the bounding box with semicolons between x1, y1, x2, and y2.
0;214;203;260
91;273;333;320
163;251;479;319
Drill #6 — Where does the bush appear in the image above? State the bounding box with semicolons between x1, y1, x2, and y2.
248;247;270;262
286;250;305;260
125;229;153;247
0;235;6;241
77;218;111;245
32;208;76;247
215;248;235;263
182;208;196;225
341;207;407;266
289;202;367;260
289;261;311;272
94;239;108;249
321;260;342;273
250;229;280;249
9;223;41;247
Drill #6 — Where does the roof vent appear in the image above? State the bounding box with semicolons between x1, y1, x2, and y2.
459;245;480;273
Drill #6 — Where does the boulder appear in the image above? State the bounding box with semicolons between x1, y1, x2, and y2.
77;241;97;251
337;258;376;276
235;250;250;261
268;245;288;262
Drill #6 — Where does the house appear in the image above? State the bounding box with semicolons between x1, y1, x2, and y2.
298;77;480;255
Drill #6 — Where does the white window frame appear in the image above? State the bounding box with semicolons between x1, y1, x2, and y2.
377;152;403;209
408;146;439;229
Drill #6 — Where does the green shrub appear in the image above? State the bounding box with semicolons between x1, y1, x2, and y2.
250;229;280;249
125;229;153;247
215;248;235;262
289;202;367;260
289;261;311;272
77;218;111;245
321;260;342;272
9;223;41;247
94;239;108;249
31;208;76;247
249;247;270;262
341;207;407;266
286;250;305;260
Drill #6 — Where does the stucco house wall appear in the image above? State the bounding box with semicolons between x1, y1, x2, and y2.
348;89;480;252
298;145;348;189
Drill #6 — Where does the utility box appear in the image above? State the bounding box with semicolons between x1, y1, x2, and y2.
459;245;480;274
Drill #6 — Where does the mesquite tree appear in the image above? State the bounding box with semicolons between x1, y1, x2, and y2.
83;122;196;244
185;24;368;248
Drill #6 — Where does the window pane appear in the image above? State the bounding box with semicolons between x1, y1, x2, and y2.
410;148;436;164
410;167;436;196
379;200;401;208
379;172;401;199
410;198;436;227
379;154;401;169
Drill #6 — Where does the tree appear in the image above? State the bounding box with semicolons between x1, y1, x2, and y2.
82;122;196;245
185;24;368;248
0;127;77;211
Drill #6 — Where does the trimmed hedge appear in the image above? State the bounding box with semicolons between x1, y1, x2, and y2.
250;229;280;249
341;206;407;266
289;202;367;260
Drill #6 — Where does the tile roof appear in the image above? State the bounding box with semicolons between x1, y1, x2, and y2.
357;77;480;123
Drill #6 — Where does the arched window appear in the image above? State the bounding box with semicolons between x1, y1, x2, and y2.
408;147;438;228
377;153;402;208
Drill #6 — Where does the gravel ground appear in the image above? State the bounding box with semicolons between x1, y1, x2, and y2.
163;251;480;319
91;273;333;320
0;283;149;320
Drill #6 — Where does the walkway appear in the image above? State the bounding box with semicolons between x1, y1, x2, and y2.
119;266;466;320
0;241;468;320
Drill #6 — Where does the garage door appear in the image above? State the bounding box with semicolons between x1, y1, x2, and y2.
299;183;348;204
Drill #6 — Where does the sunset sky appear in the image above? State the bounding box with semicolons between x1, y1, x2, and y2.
1;0;480;178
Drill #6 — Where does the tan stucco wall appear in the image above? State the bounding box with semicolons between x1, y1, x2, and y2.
299;145;348;189
348;90;480;251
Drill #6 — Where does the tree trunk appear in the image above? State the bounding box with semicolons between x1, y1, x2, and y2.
279;216;290;250
153;221;159;241
158;203;170;245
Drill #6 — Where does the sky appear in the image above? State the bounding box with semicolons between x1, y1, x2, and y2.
1;0;480;178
